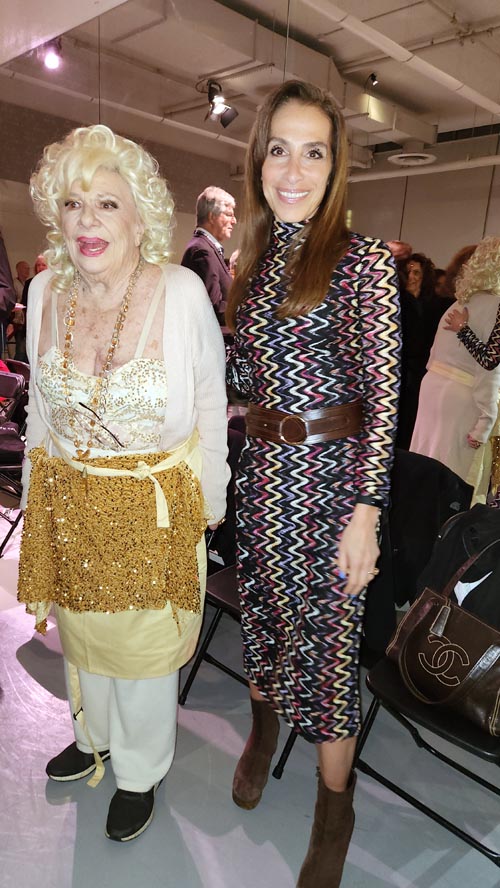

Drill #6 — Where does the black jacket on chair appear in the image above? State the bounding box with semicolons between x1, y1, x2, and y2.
417;503;500;630
363;449;473;654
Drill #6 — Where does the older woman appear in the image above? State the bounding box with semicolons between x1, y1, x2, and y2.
226;80;400;887
411;238;500;502
17;125;229;842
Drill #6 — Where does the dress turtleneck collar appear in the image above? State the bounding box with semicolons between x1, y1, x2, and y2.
272;217;307;238
271;218;308;251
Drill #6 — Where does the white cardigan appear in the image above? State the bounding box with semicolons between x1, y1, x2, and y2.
21;264;230;518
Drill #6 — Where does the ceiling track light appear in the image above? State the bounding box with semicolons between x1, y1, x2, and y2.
43;38;62;70
364;72;379;89
206;79;238;128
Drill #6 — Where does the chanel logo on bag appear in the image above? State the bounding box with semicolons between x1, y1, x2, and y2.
418;634;471;687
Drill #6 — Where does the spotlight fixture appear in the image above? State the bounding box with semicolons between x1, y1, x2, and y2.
206;80;238;128
43;38;62;70
369;72;378;86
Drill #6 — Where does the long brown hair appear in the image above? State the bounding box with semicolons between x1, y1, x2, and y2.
226;80;350;329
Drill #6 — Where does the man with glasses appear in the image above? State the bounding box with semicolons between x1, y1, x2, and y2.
181;186;237;325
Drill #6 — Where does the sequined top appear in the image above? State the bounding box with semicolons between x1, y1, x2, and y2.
38;347;167;452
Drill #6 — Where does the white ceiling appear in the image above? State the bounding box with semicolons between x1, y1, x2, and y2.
1;0;500;176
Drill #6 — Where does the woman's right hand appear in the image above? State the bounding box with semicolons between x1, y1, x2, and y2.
444;306;468;332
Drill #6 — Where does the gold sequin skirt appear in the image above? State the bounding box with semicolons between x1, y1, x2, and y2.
18;445;207;623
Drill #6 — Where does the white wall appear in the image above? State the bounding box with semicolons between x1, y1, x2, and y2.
347;134;500;267
0;180;44;275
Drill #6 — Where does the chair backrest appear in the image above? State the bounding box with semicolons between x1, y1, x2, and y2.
228;413;246;436
4;359;30;385
0;371;25;401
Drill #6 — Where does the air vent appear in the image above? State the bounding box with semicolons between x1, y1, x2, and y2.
388;151;437;167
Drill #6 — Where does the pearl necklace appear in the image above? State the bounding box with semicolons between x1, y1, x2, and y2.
62;257;145;459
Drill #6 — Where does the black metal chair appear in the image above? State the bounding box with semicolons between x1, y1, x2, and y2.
5;359;30;432
0;371;27;556
179;426;246;705
354;656;500;866
179;564;247;704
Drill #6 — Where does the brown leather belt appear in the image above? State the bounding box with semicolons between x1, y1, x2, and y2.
245;401;363;445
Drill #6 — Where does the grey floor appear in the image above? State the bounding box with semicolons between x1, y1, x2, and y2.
2;515;500;888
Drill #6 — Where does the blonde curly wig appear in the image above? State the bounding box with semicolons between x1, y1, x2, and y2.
455;236;500;305
30;124;175;295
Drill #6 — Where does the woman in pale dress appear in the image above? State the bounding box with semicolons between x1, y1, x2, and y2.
17;125;229;842
410;237;500;501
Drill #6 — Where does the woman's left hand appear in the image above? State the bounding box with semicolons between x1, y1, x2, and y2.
444;307;468;332
336;503;381;595
467;434;481;450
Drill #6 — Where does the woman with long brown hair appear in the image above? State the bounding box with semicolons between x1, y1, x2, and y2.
226;80;401;886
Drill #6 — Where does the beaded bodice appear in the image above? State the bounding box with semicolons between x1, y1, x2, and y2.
37;346;168;453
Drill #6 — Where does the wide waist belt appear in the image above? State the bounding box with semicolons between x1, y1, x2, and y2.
245;401;363;445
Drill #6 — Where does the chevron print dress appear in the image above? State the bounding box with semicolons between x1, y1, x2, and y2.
228;221;401;743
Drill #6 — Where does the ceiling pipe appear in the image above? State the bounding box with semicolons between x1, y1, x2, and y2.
339;19;500;75
0;66;248;150
348;154;500;182
303;0;500;118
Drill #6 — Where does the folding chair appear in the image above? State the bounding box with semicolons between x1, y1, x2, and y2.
179;564;247;704
0;370;27;556
5;359;30;432
179;427;246;704
354;657;500;865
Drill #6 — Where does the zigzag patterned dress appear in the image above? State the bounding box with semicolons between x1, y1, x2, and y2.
228;221;401;743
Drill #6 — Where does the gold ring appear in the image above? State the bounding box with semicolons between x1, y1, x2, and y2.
368;568;380;577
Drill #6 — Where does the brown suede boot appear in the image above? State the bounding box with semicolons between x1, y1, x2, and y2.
297;770;356;888
232;697;280;810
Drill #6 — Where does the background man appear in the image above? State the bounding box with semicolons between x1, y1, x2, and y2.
181;186;236;324
12;260;30;361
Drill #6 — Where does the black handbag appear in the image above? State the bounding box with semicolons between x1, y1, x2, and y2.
386;539;500;736
0;422;24;463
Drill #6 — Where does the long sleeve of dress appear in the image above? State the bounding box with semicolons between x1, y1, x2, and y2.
469;358;500;442
458;302;500;370
354;240;401;507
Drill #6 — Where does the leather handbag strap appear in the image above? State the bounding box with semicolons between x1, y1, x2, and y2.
441;536;500;599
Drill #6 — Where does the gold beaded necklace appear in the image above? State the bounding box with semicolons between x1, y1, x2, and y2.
62;256;145;459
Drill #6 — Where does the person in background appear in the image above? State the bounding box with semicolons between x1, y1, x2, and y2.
396;251;440;448
226;79;400;888
11;260;31;361
444;244;477;302
0;229;17;357
411;238;500;503
434;267;446;297
16;255;49;362
17;124;228;843
181;186;236;324
14;260;30;301
431;266;454;321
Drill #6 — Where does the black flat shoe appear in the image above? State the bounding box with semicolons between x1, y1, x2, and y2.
105;782;161;842
46;742;110;782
